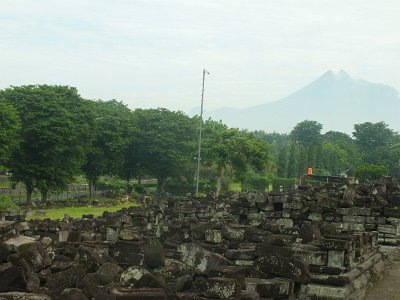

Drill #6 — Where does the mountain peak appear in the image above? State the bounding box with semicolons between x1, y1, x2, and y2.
322;69;350;80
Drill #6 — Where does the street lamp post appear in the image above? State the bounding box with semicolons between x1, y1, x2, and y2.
195;69;209;196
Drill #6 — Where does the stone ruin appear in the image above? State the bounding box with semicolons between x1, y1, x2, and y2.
1;177;400;299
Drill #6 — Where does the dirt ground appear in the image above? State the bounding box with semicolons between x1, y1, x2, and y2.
365;261;400;300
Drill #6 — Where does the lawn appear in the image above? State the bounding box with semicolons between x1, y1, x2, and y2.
230;182;242;192
27;203;138;220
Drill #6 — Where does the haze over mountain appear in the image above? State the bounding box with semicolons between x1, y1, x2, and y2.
192;70;400;134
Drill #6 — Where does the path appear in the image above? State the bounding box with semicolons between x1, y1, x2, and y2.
365;261;400;300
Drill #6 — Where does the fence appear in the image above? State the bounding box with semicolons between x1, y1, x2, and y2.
0;184;105;206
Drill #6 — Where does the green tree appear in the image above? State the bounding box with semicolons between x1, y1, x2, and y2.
0;100;21;168
290;120;323;175
354;163;388;181
0;85;92;206
202;125;270;195
291;120;322;147
82;100;132;197
131;108;197;195
353;122;396;164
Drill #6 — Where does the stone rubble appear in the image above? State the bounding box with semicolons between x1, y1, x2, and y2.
0;176;400;299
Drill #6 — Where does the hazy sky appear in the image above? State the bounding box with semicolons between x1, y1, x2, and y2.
1;0;399;112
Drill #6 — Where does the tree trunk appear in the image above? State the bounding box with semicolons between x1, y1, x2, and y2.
26;185;33;208
41;189;48;205
216;167;224;197
89;177;96;198
126;179;132;195
157;177;166;197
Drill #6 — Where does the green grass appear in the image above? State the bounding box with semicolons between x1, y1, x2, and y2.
28;203;138;220
229;182;242;192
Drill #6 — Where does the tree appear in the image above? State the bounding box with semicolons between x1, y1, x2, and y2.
131;108;197;195
290;120;323;175
0;85;92;206
202;124;270;195
291;120;322;147
0;100;21;168
353;122;396;164
354;163;388;181
82;100;132;197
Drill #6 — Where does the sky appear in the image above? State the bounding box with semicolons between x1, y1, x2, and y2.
0;0;399;113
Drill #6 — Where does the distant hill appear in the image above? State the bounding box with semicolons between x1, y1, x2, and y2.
191;70;400;133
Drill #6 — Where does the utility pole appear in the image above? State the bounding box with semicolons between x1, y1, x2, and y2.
195;69;209;196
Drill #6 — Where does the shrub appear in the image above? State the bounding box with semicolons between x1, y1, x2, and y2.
0;196;19;211
134;184;146;195
272;178;297;192
354;164;388;181
241;171;269;192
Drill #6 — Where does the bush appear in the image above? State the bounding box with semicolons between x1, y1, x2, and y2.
241;171;269;192
97;177;127;198
165;180;191;196
0;196;19;211
134;184;146;195
354;164;388;181
272;178;297;192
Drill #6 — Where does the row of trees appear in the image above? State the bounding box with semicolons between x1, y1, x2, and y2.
1;85;399;206
0;85;270;206
257;120;400;180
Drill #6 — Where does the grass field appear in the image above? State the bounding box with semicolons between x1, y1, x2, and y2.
27;203;138;220
230;182;242;192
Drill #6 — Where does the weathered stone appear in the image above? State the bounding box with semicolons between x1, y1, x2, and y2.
208;266;246;289
194;277;237;299
8;242;54;273
221;225;244;242
321;239;350;251
175;274;193;292
245;277;294;297
143;244;165;268
120;267;150;287
299;223;321;243
0;263;27;292
0;292;51;300
45;264;86;295
255;255;310;283
60;288;89;300
106;227;119;242
178;243;231;274
76;246;106;273
3;236;36;252
328;250;345;268
111;288;167;300
58;230;69;243
205;229;223;244
113;240;145;267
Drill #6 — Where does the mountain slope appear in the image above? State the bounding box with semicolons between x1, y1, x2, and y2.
199;70;400;133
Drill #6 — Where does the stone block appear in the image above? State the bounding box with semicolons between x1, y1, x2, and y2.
275;218;293;228
343;215;366;223
255;255;310;283
327;250;345;268
321;239;350;251
208;266;247;289
245;277;294;297
112;288;167;300
113;240;145;267
106;227;119;242
205;229;223;244
194;277;237;299
378;224;400;235
178;243;231;274
221;225;244;242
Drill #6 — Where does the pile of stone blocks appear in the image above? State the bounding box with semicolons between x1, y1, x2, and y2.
1;177;400;299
